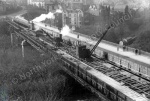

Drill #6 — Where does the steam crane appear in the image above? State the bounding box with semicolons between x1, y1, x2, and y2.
76;25;111;60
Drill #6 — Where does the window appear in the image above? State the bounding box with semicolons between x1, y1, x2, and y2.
87;76;91;83
92;79;97;87
118;97;125;101
110;91;116;100
82;72;86;79
98;84;102;91
80;73;84;79
103;88;109;96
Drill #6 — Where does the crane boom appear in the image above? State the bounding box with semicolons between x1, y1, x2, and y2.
90;26;111;55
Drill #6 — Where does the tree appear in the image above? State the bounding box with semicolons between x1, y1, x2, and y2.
125;5;129;14
0;21;10;36
39;3;42;8
84;13;94;25
131;31;150;52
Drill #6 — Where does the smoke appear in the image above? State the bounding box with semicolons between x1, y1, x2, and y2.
56;9;63;13
32;9;63;23
32;8;71;36
61;25;71;36
32;12;55;22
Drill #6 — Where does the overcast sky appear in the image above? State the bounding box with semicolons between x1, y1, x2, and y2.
93;0;150;9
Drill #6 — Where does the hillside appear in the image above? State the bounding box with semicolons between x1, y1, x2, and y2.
123;12;150;52
104;15;150;52
130;29;150;52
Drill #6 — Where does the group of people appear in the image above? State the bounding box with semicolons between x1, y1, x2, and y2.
117;41;141;55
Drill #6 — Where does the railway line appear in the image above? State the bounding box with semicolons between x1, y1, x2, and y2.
6;18;150;101
39;31;150;98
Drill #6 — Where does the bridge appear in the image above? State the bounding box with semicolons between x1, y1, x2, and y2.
6;18;150;101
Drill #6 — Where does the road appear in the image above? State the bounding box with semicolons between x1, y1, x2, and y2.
0;6;27;19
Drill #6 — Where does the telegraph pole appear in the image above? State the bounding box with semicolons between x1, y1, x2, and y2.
9;26;14;47
21;40;26;58
11;33;14;46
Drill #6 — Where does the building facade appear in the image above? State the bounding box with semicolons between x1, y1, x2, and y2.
62;0;85;28
64;9;83;27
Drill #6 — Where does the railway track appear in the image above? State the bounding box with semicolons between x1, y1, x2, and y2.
7;20;150;98
42;37;150;98
37;33;150;98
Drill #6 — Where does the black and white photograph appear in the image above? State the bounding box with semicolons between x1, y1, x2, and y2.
0;0;150;101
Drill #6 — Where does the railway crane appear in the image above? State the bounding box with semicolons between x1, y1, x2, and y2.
77;25;111;60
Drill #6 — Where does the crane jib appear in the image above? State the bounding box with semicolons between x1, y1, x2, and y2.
90;26;111;55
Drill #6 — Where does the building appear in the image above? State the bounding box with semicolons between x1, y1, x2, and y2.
44;0;85;28
27;0;45;7
0;0;6;12
44;0;59;13
62;0;85;28
64;9;83;28
0;0;16;12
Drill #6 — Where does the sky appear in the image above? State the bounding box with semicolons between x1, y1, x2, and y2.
93;0;150;9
